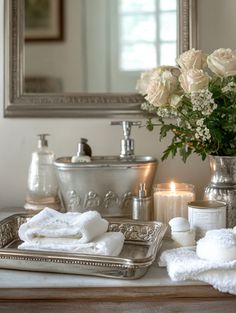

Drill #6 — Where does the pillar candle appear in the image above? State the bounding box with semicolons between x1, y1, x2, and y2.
153;182;195;224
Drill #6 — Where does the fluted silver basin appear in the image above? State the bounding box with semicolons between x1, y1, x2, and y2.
55;156;157;217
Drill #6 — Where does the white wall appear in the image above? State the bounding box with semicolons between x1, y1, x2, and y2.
198;0;236;51
1;0;235;209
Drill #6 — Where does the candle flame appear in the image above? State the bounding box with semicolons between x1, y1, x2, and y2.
170;181;176;192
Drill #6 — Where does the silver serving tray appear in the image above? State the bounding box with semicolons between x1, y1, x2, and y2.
0;213;167;279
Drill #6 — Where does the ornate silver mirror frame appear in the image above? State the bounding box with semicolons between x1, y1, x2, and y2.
4;0;197;118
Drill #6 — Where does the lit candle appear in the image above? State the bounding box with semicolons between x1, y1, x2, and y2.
153;182;195;225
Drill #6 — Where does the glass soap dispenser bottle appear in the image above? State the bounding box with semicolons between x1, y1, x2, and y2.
24;134;60;211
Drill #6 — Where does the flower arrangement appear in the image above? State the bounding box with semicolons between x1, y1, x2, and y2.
137;48;236;162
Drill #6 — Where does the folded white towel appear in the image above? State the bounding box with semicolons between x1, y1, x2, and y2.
18;231;125;256
18;207;108;244
159;247;236;295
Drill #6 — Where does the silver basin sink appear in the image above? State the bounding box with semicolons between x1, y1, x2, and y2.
54;156;157;217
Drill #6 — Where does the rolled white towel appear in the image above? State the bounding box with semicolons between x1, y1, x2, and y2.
18;207;109;244
18;231;125;256
196;228;236;262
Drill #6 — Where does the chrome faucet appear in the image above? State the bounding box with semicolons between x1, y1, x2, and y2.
110;121;141;158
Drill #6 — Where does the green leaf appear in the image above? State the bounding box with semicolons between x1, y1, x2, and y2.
161;145;174;161
146;119;154;131
160;124;174;139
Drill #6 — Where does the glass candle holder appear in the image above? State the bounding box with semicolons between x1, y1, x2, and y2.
153;182;195;225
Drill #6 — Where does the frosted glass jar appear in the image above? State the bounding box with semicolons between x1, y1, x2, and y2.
153;182;195;225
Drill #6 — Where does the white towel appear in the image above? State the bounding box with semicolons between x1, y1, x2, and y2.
159;247;236;295
18;207;109;244
18;231;125;256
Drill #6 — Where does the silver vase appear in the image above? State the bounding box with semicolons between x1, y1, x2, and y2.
204;155;236;228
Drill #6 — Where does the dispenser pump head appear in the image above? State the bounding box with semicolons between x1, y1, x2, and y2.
37;134;49;148
77;138;92;157
138;183;147;198
110;120;141;158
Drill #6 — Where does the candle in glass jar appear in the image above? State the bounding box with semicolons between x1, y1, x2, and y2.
153;182;195;224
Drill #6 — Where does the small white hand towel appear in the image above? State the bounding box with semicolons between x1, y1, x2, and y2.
18;231;125;256
18;207;109;244
159;247;236;295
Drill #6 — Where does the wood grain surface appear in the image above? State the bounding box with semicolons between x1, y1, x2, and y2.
0;285;235;313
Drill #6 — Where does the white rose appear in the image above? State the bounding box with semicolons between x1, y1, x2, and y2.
179;69;209;93
177;48;207;71
136;66;180;96
169;94;182;108
145;80;170;107
152;66;180;79
145;69;179;107
136;70;154;95
207;48;236;77
159;70;179;93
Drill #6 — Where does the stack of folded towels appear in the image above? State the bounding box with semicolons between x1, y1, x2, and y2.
18;207;125;256
159;227;236;295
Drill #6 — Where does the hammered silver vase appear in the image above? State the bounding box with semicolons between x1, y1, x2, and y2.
204;155;236;228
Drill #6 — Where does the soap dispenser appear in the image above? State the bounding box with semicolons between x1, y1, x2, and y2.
132;183;152;221
71;138;92;163
25;134;60;211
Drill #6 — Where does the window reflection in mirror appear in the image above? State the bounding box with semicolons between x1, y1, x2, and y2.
119;0;177;71
24;0;177;94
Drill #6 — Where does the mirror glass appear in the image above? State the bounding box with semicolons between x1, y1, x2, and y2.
5;0;196;117
24;0;178;94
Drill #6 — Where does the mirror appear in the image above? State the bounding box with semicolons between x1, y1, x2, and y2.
4;0;197;117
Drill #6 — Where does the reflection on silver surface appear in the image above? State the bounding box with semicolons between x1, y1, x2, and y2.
204;155;236;228
54;156;158;217
0;213;167;279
